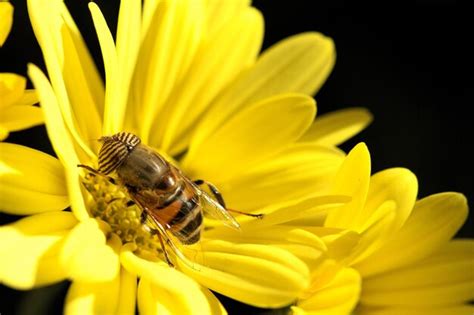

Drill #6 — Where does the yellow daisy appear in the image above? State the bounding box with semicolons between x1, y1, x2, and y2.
293;143;473;314
0;2;43;140
1;0;372;313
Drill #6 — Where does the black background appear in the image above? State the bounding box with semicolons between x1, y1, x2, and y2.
0;1;472;314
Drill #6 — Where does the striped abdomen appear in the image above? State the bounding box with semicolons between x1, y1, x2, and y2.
147;180;203;245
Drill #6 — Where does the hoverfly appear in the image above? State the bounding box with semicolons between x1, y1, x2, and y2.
79;132;261;267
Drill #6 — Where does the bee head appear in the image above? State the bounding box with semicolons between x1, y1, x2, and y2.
98;132;141;174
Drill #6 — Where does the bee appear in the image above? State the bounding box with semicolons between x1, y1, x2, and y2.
79;132;261;267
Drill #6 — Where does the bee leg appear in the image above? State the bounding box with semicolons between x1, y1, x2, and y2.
157;233;175;268
77;164;116;185
194;179;264;219
140;211;175;267
193;179;226;208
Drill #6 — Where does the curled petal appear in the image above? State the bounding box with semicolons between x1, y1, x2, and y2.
181;240;310;308
64;268;122;315
0;212;77;289
121;248;215;314
60;218;120;282
0;143;69;214
295;267;361;315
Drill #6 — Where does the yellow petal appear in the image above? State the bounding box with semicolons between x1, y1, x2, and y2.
60;218;119;282
355;192;468;277
64;270;120;315
349;168;418;265
299;107;373;145
27;0;98;158
60;5;105;118
0;104;43;134
138;279;224;315
296;267;361;315
115;0;141;135
217;144;344;210
15;89;38;106
363;168;417;234
28;64;89;220
191;32;334;149
0;1;13;46
121;249;213;314
183;94;316;182
0;143;69;214
132;0;204;142
361;240;474;307
206;226;327;270
203;0;251;36
325;143;371;231
89;2;122;135
180;240;310;308
116;268;138;315
0;73;26;108
358;305;474;315
157;7;263;152
0;212;77;289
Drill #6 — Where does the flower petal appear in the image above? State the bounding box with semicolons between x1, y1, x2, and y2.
0;1;13;46
28;64;89;220
117;268;137;315
60;6;105;117
138;279;223;315
180;240;310;308
0;143;69;214
203;0;250;36
191;32;334;150
0;212;77;289
64;270;120;315
325;143;371;231
60;218;119;282
362;168;417;235
355;192;468;277
132;0;204;142
0;104;43;134
348;168;418;265
89;2;122;135
299;107;373;145
0;73;25;108
217;144;344;210
361;240;474;307
183;94;316;182
114;0;141;135
358;305;474;315
157;7;263;153
205;226;327;270
121;249;214;314
295;267;361;315
28;0;99;157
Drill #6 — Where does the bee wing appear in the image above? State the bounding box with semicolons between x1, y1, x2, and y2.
195;188;241;230
139;206;202;269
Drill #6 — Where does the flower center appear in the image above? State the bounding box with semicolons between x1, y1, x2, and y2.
81;173;163;258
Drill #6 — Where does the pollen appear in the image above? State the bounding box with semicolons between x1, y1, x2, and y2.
80;173;163;257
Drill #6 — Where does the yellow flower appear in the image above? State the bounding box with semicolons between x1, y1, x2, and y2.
0;0;13;46
0;2;43;140
292;143;473;314
1;0;372;313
